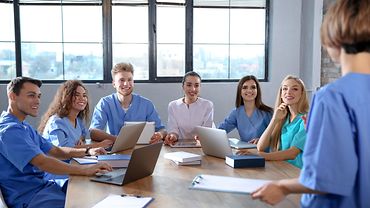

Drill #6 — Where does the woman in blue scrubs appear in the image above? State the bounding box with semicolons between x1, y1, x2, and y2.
218;75;272;143
251;0;370;207
256;75;309;168
38;80;112;149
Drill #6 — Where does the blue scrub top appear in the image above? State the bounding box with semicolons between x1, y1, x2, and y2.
89;93;165;135
280;113;306;168
43;115;87;147
299;73;370;208
218;106;272;142
0;111;65;208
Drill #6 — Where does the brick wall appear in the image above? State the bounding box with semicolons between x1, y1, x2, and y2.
320;0;341;86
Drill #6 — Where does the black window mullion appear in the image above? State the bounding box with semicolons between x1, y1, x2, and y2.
148;0;156;81
13;0;22;76
185;0;192;72
103;0;112;82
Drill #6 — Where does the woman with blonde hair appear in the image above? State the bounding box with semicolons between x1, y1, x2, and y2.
255;75;309;168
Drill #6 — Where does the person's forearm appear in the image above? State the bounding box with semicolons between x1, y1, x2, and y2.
259;147;300;161
90;129;116;142
48;146;85;159
257;119;277;151
158;129;167;139
31;154;88;175
278;178;322;195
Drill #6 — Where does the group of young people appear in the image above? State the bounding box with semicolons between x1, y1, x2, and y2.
0;0;369;207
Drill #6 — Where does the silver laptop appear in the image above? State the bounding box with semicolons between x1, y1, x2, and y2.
194;126;233;159
228;138;257;149
124;121;155;144
91;142;163;185
169;139;201;148
107;123;146;153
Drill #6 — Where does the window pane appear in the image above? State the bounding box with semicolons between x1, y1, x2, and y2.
230;44;264;79
20;6;62;42
113;43;149;80
112;5;149;80
157;5;185;76
0;3;15;80
230;9;265;44
193;44;228;79
112;6;148;43
193;8;229;44
156;0;185;3
0;43;16;80
63;6;102;42
21;43;63;80
157;44;184;77
194;0;265;7
64;43;103;80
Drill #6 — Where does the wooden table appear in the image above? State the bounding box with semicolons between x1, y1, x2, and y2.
66;146;301;208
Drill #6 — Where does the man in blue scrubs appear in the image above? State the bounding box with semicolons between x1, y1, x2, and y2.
250;0;370;207
89;62;166;143
0;77;112;208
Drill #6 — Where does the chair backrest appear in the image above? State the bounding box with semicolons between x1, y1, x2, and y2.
0;189;8;208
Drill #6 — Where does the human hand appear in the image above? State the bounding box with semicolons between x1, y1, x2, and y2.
150;132;164;144
273;103;288;121
82;162;112;176
251;181;288;205
249;138;259;144
88;147;107;156
97;139;114;148
164;133;178;145
236;149;253;155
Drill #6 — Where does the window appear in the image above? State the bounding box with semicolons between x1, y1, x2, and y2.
193;0;267;80
0;1;16;80
19;0;103;80
2;0;268;82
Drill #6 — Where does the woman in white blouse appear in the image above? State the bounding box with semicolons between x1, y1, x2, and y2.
164;71;214;145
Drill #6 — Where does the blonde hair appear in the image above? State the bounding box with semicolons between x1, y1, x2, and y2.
270;75;309;151
111;62;134;78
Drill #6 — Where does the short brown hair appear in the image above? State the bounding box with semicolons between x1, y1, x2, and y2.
111;62;134;78
321;0;370;54
7;77;42;95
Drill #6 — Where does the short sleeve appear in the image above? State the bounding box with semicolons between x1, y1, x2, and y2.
299;91;357;196
291;120;306;151
0;126;46;172
89;98;108;130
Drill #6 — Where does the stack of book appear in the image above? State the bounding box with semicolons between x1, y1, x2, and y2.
164;151;202;166
97;154;131;168
225;154;265;168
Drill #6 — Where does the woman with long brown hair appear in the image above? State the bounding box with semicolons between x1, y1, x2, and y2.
218;75;272;143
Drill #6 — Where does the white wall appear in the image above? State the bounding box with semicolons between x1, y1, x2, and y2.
0;0;320;138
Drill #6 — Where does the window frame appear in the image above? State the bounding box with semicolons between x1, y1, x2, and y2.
0;0;270;83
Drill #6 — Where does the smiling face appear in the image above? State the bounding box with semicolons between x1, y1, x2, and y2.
112;71;134;97
182;75;201;103
241;79;258;103
71;85;88;113
11;82;41;119
280;79;303;106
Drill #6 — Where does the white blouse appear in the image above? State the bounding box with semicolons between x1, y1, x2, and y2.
167;97;214;140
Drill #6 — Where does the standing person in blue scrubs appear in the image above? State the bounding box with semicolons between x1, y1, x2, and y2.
218;75;272;143
0;77;112;208
254;75;309;168
38;80;112;149
251;0;370;207
164;71;214;145
89;62;166;143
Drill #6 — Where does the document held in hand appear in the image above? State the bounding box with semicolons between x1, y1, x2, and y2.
92;194;153;208
189;174;270;194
